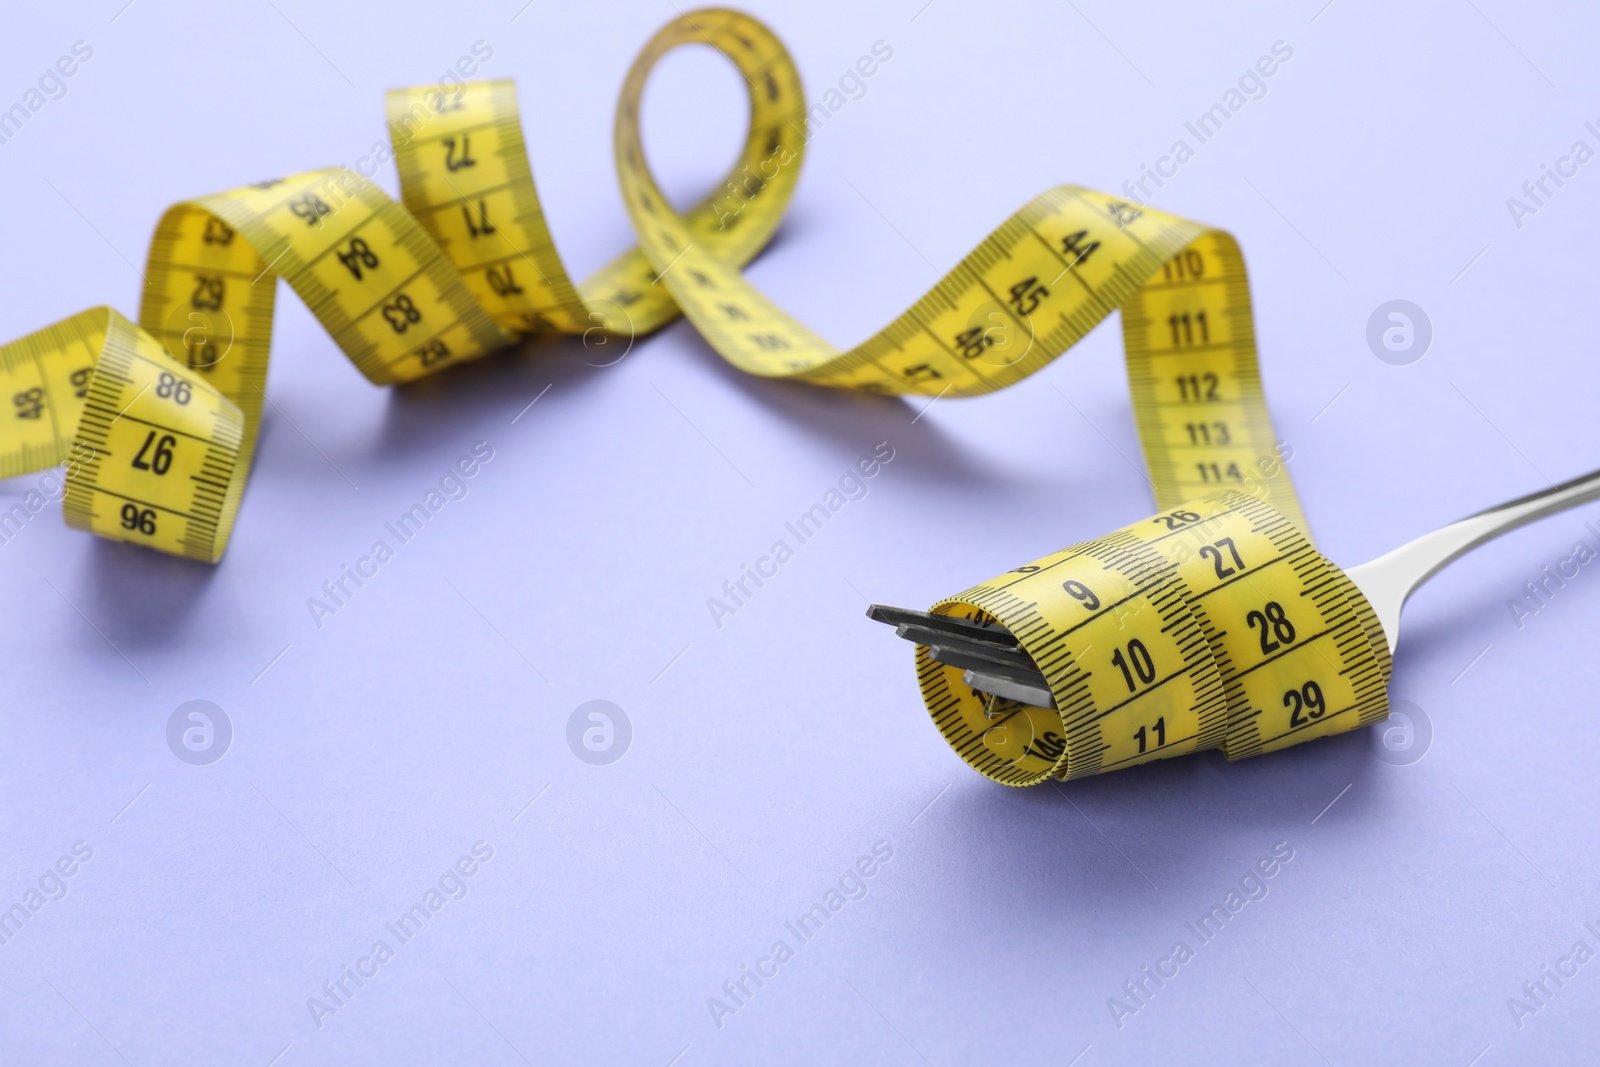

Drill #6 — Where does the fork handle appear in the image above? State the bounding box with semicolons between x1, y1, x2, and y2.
1358;465;1600;613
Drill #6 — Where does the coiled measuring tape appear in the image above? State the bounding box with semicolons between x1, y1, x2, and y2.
918;491;1392;785
0;8;1391;768
0;13;800;560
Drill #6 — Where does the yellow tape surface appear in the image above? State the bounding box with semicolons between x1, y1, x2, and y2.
0;8;1388;766
922;492;1391;784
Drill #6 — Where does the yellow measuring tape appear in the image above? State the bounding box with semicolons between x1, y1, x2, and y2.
922;491;1392;785
0;9;1389;770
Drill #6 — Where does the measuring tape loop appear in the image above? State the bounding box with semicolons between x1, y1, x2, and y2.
0;10;807;560
613;13;1307;530
921;492;1393;785
0;7;1304;560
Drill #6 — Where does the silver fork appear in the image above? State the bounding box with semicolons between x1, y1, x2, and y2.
1345;466;1600;653
870;467;1600;707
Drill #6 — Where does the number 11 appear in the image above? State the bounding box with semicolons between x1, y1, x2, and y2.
1134;716;1166;753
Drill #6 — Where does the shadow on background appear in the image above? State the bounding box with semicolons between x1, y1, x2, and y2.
907;726;1384;918
669;342;1018;495
371;331;618;465
72;535;221;650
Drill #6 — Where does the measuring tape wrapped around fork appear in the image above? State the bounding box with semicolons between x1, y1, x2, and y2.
883;492;1392;785
0;8;1393;773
